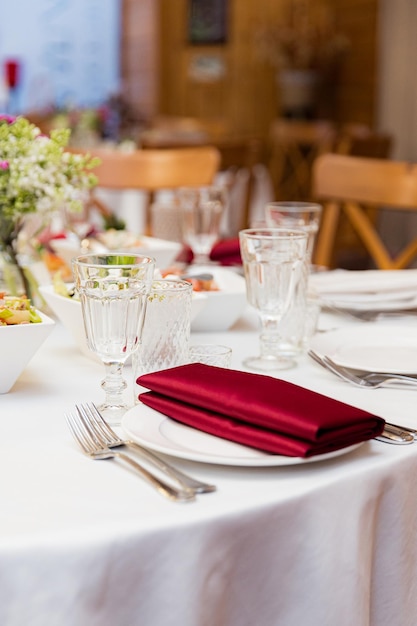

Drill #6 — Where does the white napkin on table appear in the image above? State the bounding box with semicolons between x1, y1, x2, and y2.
310;269;417;308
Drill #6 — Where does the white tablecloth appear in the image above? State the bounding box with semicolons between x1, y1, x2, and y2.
2;308;417;626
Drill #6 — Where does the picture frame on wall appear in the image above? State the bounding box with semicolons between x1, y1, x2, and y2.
188;0;228;45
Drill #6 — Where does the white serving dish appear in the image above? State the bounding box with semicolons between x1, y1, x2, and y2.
0;311;55;393
39;284;207;360
187;266;247;332
50;234;182;271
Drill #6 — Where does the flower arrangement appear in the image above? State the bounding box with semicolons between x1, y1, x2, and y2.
0;114;98;298
255;0;349;75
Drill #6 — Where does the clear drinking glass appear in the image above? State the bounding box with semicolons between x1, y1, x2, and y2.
72;253;155;425
239;228;309;371
132;279;193;401
265;202;323;357
178;186;226;265
188;344;233;368
265;202;322;261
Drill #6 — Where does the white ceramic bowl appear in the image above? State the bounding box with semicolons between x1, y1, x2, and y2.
50;234;182;271
187;267;247;332
39;284;207;361
0;311;55;393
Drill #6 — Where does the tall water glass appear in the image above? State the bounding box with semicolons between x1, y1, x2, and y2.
265;202;322;261
132;279;192;402
265;202;323;356
239;228;308;371
72;253;155;425
178;186;226;264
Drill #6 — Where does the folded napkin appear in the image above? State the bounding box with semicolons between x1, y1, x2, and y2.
176;238;242;266
137;364;385;457
310;269;417;300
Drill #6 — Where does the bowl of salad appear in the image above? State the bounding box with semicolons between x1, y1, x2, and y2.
161;266;248;331
39;276;207;361
0;294;55;393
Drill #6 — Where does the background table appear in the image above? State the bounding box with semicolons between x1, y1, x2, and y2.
2;308;417;626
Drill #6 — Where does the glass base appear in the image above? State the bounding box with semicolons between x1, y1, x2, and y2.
242;354;297;372
189;257;220;267
96;401;130;427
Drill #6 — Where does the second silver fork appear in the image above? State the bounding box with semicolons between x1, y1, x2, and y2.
76;402;216;494
308;350;417;389
308;349;417;441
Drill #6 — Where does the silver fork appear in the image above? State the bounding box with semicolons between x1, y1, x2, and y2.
65;411;196;503
308;350;417;389
76;402;216;494
324;303;417;322
307;350;417;442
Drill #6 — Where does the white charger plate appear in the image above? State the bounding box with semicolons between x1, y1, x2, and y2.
121;404;363;467
310;325;417;374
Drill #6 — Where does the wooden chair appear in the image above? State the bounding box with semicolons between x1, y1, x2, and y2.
141;122;265;232
268;118;336;202
312;153;417;269
335;124;393;159
70;146;221;235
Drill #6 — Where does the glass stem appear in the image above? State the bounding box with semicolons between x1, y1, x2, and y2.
259;316;282;358
101;361;127;407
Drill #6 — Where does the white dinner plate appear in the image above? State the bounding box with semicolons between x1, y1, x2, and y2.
310;325;417;374
121;404;363;467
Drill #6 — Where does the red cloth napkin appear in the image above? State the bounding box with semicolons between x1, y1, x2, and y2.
137;364;385;458
176;238;242;266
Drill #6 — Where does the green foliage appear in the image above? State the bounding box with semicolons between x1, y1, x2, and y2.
0;115;99;244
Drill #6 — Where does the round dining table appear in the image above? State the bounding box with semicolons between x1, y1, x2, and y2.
2;305;417;626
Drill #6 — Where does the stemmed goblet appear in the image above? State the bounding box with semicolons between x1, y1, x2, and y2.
72;253;155;425
178;186;226;265
265;202;322;262
239;228;309;371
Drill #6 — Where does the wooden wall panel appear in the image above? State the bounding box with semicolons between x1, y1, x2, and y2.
121;0;158;121
121;0;379;138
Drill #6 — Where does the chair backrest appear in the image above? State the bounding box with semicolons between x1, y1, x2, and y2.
72;146;221;234
312;153;417;269
335;124;393;159
141;129;264;233
268;118;337;201
85;145;220;190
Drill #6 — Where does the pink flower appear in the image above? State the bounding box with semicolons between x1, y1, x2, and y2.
0;115;16;124
0;160;9;170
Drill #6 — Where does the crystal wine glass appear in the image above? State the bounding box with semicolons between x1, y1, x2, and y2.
178;185;226;265
72;253;155;425
239;228;309;371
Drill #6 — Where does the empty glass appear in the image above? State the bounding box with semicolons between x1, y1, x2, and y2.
265;202;322;261
132;279;193;401
239;228;309;371
265;202;323;356
178;186;226;265
72;253;155;425
188;344;232;368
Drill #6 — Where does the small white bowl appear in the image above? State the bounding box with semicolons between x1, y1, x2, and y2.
0;311;55;393
39;284;207;361
39;285;91;359
50;234;182;270
187;267;247;332
121;236;182;269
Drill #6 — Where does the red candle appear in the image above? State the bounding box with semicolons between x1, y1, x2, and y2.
4;60;20;89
